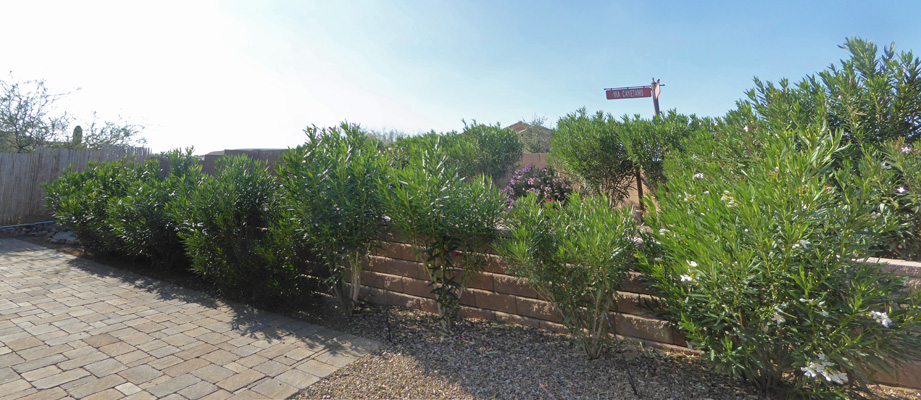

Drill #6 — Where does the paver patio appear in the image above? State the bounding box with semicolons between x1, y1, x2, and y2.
0;238;381;399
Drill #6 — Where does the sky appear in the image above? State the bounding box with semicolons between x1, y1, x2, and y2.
3;0;921;154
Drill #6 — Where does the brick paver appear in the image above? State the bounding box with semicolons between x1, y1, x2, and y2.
0;238;380;398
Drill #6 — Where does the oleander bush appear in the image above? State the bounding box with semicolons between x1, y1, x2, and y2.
551;108;635;202
615;111;700;199
459;121;523;182
172;155;291;302
383;137;506;331
501;164;572;208
499;192;640;359
276;123;387;315
44;157;156;255
711;37;921;260
639;126;921;398
107;149;203;268
389;122;522;183
880;141;921;259
551;108;698;204
733;38;921;154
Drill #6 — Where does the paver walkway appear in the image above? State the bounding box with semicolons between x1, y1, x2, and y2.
0;239;380;399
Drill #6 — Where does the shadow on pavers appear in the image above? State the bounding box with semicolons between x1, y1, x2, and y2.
0;238;374;362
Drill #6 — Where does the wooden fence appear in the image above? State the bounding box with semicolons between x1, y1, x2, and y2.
0;146;152;226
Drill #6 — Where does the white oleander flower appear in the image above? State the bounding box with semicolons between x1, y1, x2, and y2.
825;369;848;384
801;353;848;384
802;354;827;378
693;173;704;179
687;260;698;268
869;311;892;328
897;187;907;194
771;310;786;324
680;274;694;282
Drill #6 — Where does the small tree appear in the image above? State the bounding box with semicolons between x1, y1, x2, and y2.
0;75;146;152
518;115;554;153
76;112;147;148
0;76;71;153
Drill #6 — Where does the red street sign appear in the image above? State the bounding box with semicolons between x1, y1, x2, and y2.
605;87;651;100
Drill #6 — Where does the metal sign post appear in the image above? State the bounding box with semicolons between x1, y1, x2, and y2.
604;78;664;212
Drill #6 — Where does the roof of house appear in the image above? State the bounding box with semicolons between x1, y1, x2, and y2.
505;121;531;133
505;121;553;137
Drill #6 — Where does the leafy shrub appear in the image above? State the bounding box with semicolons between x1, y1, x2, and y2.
640;126;921;397
720;38;921;260
44;157;154;255
874;141;921;260
389;122;522;183
460;121;522;182
501;164;572;208
737;38;921;153
552;108;701;204
616;111;699;199
107;149;202;268
383;138;506;331
499;192;640;359
551;108;638;203
276;123;387;314
172;155;288;301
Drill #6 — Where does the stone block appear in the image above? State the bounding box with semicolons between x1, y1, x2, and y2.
493;275;540;299
515;297;562;323
613;313;672;344
472;289;517;314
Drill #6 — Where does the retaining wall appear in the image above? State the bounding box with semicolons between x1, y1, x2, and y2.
360;238;921;389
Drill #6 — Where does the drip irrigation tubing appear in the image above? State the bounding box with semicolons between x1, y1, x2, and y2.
0;221;55;230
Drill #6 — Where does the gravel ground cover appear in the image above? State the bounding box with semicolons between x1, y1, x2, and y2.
293;306;921;400
297;306;767;399
4;227;920;399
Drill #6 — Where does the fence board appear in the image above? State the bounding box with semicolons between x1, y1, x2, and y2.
0;146;151;225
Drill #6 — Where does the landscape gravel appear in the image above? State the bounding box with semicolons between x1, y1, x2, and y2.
295;306;921;399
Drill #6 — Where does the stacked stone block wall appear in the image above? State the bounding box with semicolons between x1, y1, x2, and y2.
360;239;921;389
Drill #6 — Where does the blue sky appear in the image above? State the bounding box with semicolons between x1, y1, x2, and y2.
3;1;921;153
